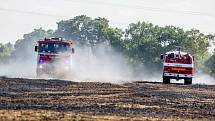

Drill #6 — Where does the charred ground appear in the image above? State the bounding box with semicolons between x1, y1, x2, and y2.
0;77;214;121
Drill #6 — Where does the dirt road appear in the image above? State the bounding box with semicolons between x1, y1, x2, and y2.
0;77;214;120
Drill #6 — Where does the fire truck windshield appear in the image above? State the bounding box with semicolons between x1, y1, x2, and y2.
38;43;70;53
165;54;192;64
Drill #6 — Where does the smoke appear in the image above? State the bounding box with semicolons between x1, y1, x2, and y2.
0;43;133;83
0;57;37;78
0;42;160;83
66;44;134;83
0;60;36;78
0;42;214;85
0;37;38;78
194;73;215;85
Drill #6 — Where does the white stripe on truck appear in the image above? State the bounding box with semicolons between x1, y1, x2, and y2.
163;73;193;78
164;63;193;68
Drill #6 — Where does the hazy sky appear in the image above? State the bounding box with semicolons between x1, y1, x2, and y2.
0;0;214;43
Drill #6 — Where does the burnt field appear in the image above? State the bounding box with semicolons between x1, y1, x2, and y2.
0;77;214;121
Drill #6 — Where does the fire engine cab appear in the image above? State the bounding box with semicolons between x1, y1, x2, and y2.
161;49;194;85
34;37;74;78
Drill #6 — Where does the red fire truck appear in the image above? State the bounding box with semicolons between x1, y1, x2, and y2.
34;37;74;78
161;49;194;85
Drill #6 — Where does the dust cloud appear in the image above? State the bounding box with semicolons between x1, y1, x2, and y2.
0;43;214;85
0;42;159;83
194;73;215;85
0;58;37;78
66;44;134;83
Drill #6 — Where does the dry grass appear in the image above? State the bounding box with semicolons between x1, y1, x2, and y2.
0;78;214;120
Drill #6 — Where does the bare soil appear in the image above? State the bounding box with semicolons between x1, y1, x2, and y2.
0;77;214;121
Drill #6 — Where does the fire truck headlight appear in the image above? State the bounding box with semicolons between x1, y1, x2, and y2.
39;65;43;68
65;60;71;65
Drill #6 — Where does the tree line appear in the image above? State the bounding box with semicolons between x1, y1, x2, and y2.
0;15;215;76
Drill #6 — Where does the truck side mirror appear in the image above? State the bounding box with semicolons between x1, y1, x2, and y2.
35;46;38;52
71;48;75;53
160;54;163;60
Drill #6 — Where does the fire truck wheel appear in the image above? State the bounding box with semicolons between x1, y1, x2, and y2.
184;78;192;85
163;77;170;84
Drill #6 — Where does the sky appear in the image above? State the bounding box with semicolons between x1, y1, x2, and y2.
0;0;214;44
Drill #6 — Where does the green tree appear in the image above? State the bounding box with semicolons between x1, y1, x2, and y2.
121;21;212;72
1;15;212;76
55;15;110;47
0;42;13;63
104;28;123;51
205;35;215;75
11;28;52;60
123;22;162;71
